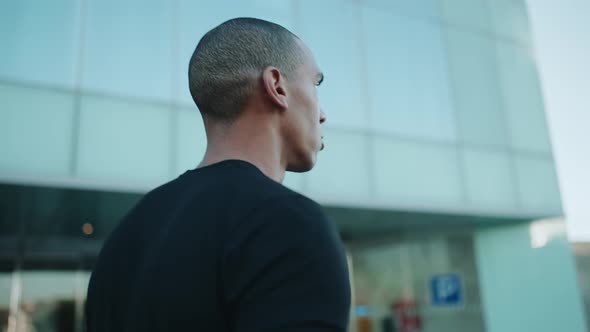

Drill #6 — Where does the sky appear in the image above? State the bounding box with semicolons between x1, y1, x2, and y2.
526;0;590;242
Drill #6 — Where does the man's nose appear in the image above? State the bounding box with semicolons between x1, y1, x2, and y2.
320;109;327;124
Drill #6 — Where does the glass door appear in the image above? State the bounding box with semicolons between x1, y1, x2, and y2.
347;232;485;332
1;267;90;332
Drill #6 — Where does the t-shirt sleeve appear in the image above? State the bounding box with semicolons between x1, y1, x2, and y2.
222;195;351;332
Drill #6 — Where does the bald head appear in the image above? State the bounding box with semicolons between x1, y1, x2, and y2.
188;18;305;123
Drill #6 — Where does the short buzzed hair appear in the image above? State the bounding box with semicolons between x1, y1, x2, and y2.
188;18;305;122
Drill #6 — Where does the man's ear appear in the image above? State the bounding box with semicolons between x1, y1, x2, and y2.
262;66;288;110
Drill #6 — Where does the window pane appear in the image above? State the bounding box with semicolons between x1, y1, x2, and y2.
0;0;80;87
514;156;562;214
363;0;440;19
297;0;366;129
445;27;509;148
176;108;206;175
462;149;517;209
373;138;463;206
497;43;552;154
83;0;173;101
441;0;492;32
489;0;531;45
0;84;74;177
77;96;171;186
364;8;456;142
307;130;371;202
175;0;293;106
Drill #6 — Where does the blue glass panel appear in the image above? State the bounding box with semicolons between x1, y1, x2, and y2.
297;0;366;129
363;0;440;19
307;130;371;201
497;43;552;153
364;8;456;142
445;27;509;148
514;156;562;213
462;149;517;209
83;0;174;101
77;96;171;185
0;84;74;177
441;0;492;32
489;0;531;44
0;0;80;87
373;137;463;205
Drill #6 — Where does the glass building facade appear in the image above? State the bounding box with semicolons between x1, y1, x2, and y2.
0;0;586;331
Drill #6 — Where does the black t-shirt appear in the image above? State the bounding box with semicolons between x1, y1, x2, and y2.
86;160;351;331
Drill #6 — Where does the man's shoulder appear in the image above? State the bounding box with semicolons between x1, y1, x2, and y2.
237;190;332;243
248;187;325;217
263;192;324;216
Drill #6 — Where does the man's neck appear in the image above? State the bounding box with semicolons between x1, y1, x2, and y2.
198;117;287;183
198;152;286;183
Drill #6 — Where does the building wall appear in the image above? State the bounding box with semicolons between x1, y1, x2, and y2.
0;0;561;219
475;220;587;332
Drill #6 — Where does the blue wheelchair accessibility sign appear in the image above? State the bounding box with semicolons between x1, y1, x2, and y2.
430;274;463;306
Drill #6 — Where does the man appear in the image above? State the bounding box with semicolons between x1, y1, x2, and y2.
86;17;351;331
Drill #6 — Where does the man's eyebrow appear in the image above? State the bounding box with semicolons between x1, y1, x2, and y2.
317;72;324;85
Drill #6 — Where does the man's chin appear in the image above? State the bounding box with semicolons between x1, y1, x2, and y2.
286;164;314;173
286;156;317;173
